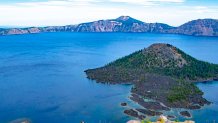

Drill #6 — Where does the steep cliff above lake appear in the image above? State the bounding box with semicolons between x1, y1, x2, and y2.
169;19;218;36
0;16;217;36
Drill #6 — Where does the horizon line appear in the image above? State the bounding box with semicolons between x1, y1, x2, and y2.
0;16;217;28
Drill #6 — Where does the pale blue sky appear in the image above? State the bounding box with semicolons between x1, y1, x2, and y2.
0;0;217;27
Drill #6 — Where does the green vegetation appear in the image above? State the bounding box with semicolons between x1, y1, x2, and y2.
107;46;218;81
104;44;218;103
167;80;203;102
142;119;152;123
174;120;180;123
164;49;218;80
86;43;218;104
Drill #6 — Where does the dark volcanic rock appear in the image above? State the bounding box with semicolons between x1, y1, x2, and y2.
180;111;191;118
124;109;146;120
138;115;146;120
124;109;138;117
121;102;127;106
188;105;201;110
136;109;163;116
85;43;217;111
130;94;170;111
190;94;211;106
167;115;176;120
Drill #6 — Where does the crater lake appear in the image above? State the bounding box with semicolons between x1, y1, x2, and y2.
0;32;218;123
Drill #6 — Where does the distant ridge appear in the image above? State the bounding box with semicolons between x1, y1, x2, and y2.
0;16;217;36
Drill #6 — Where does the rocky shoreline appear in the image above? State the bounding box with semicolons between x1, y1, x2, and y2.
129;93;170;111
122;92;196;119
85;43;218;120
88;72;211;119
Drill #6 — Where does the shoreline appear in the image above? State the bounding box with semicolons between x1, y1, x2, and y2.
122;79;218;120
194;79;218;84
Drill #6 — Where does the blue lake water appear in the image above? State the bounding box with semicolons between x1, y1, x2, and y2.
0;32;218;123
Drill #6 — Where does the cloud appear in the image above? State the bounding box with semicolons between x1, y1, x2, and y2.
109;0;157;6
150;0;184;2
16;0;101;7
191;6;218;14
0;0;125;26
11;0;186;7
109;0;185;6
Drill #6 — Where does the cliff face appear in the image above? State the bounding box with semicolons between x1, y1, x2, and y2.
0;16;217;36
169;19;218;36
73;16;157;32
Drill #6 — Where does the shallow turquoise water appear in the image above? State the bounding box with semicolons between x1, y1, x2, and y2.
0;32;218;123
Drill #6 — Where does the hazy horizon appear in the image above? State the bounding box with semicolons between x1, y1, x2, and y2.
0;0;218;27
0;16;217;28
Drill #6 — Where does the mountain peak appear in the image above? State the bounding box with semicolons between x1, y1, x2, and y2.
85;43;218;111
147;43;172;49
180;18;218;27
116;16;132;21
176;18;218;36
143;43;187;68
1;17;218;36
145;43;175;53
114;16;144;24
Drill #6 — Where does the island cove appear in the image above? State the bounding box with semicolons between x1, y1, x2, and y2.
85;43;218;119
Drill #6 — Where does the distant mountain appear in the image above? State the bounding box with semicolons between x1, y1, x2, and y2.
168;19;218;36
0;16;217;36
85;43;218;111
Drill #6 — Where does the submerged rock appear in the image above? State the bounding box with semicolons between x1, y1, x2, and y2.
136;109;163;116
188;105;201;110
130;93;170;111
180;111;191;118
167;115;176;120
124;109;146;120
124;109;138;117
121;102;127;106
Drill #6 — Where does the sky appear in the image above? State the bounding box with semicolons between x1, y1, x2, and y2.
0;0;217;27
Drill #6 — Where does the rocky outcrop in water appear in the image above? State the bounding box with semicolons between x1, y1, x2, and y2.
0;16;217;36
124;109;146;120
85;43;218;119
136;109;163;116
180;111;192;118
